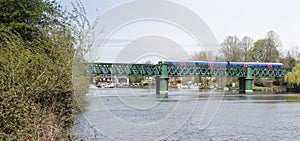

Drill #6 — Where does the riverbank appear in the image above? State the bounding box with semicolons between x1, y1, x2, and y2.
93;84;300;94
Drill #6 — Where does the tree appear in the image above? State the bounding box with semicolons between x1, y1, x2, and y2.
248;39;268;62
0;0;68;41
220;36;243;62
264;30;281;62
285;46;299;62
285;63;300;85
248;31;280;62
0;0;89;140
191;50;209;61
241;36;253;62
279;51;296;68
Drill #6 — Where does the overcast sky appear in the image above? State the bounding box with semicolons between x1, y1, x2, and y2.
59;0;300;62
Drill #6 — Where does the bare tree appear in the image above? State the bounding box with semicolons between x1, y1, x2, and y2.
191;50;209;61
288;46;299;61
279;47;298;68
266;30;282;47
264;30;281;62
220;36;243;62
241;36;253;62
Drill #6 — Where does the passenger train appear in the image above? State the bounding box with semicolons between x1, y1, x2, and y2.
161;60;284;68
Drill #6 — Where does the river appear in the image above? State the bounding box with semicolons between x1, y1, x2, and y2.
72;87;300;141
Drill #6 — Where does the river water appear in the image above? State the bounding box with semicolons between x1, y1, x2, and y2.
72;87;300;141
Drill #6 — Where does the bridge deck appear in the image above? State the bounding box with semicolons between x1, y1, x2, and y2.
86;63;291;78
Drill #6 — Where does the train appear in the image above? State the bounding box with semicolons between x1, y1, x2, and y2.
161;60;284;68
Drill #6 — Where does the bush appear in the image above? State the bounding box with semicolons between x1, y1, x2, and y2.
0;0;91;139
0;24;77;140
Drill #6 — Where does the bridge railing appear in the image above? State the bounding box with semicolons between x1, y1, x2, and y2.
251;67;292;78
86;63;161;76
167;64;248;77
86;63;291;78
166;64;291;77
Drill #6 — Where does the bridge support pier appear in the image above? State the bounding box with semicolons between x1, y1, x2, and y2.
155;76;169;95
239;67;253;93
156;62;169;95
156;77;169;95
245;67;253;93
239;77;245;93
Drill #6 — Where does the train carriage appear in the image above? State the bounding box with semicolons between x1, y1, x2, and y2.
162;60;283;68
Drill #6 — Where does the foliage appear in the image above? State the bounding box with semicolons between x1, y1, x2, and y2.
70;1;98;113
247;31;280;62
0;26;74;140
219;31;283;63
254;78;265;87
94;76;102;82
285;63;300;85
0;0;89;140
0;0;68;41
129;76;144;84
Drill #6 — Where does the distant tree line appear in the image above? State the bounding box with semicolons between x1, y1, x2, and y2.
218;30;299;67
192;30;300;88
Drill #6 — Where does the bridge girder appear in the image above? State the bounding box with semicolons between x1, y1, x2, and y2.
86;63;291;78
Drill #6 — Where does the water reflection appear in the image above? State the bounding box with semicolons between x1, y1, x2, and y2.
286;95;300;102
222;94;300;103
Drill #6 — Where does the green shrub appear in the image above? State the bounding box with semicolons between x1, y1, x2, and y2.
0;26;78;140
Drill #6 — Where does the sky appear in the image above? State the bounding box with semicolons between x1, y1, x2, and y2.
59;0;300;62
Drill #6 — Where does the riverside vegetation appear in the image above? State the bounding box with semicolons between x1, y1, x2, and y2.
0;0;90;140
